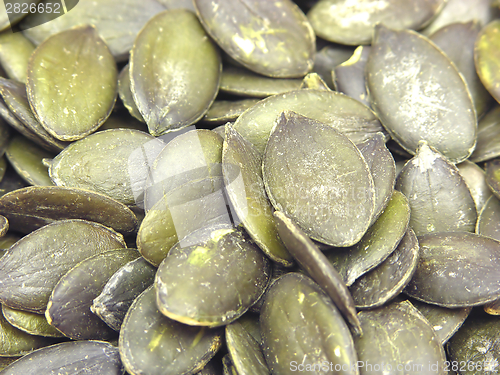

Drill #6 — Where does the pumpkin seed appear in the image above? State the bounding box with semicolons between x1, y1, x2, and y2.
156;226;271;327
0;31;35;83
273;210;361;336
327;190;410;286
27;25;117;141
98;113;148;133
219;66;302;98
119;286;223;375
117;64;144;123
194;0;315;78
486;158;500;199
299;72;330;91
484;298;500;315
447;312;500;375
476;20;500;105
1;305;63;338
476;195;500;242
405;232;500;307
263;111;375;247
46;248;139;340
0;185;138;235
234;89;387;155
5;135;54;186
349;228;419;310
395;142;477;236
0;219;126;313
223;125;292;266
470;105;500;163
91;256;156;331
354;300;446;375
409;299;471;345
260;272;358;375
307;0;445;45
202;99;260;125
457;160;492;213
430;21;493;117
0;340;123;374
334;46;370;107
225;321;269;375
235;312;261;345
48;128;159;205
130;9;221;136
312;44;354;89
21;0;165;61
367;25;477;163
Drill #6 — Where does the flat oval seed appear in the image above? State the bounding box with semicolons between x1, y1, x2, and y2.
201;99;260;125
263;111;375;247
471;106;500;163
194;0;315;78
119;286;223;375
118;64;145;123
349;228;419;310
1;305;63;338
260;273;358;375
0;341;123;375
327;190;410;286
130;9;221;136
409;299;471;345
0;186;138;235
234;89;386;155
476;195;500;242
405;232;500;307
223;125;292;266
307;0;445;45
46;249;139;340
27;26;117;141
155;227;271;327
475;20;500;105
457;160;492;213
395;142;477;236
273;210;362;336
367;25;477;163
48;128;160;205
0;219;126;313
0;32;35;83
334;46;371;107
354;301;446;374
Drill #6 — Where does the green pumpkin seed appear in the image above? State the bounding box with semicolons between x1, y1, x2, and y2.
430;21;493;117
349;228;419;310
117;64;145;123
486;158;500;199
156;226;271;327
91;256;156;331
226;321;269;375
0;310;55;357
5;135;54;186
21;0;165;61
395;142;477;236
223;125;292;266
0;215;7;238
299;72;330;91
307;0;445;45
470;105;500;163
0;341;123;374
130;9;221;136
334;46;370;107
354;300;446;375
48;128;159;205
263;111;375;247
476;195;500;242
327;190;410;286
219;67;302;98
260;272;358;375
0;31;35;83
119;286;223;375
405;232;500;308
0;219;126;313
447;313;500;375
273;210;361;336
194;0;315;78
409;299;471;345
1;305;63;338
202;99;260;125
46;248;139;340
367;25;477;163
27;25;117;141
234;89;386;155
98;113;148;133
235;312;261;345
0;78;69;152
0;186;138;235
313;44;354;89
475;20;500;105
457;160;492;213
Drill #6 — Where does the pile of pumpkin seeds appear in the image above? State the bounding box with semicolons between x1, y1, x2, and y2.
0;0;499;373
